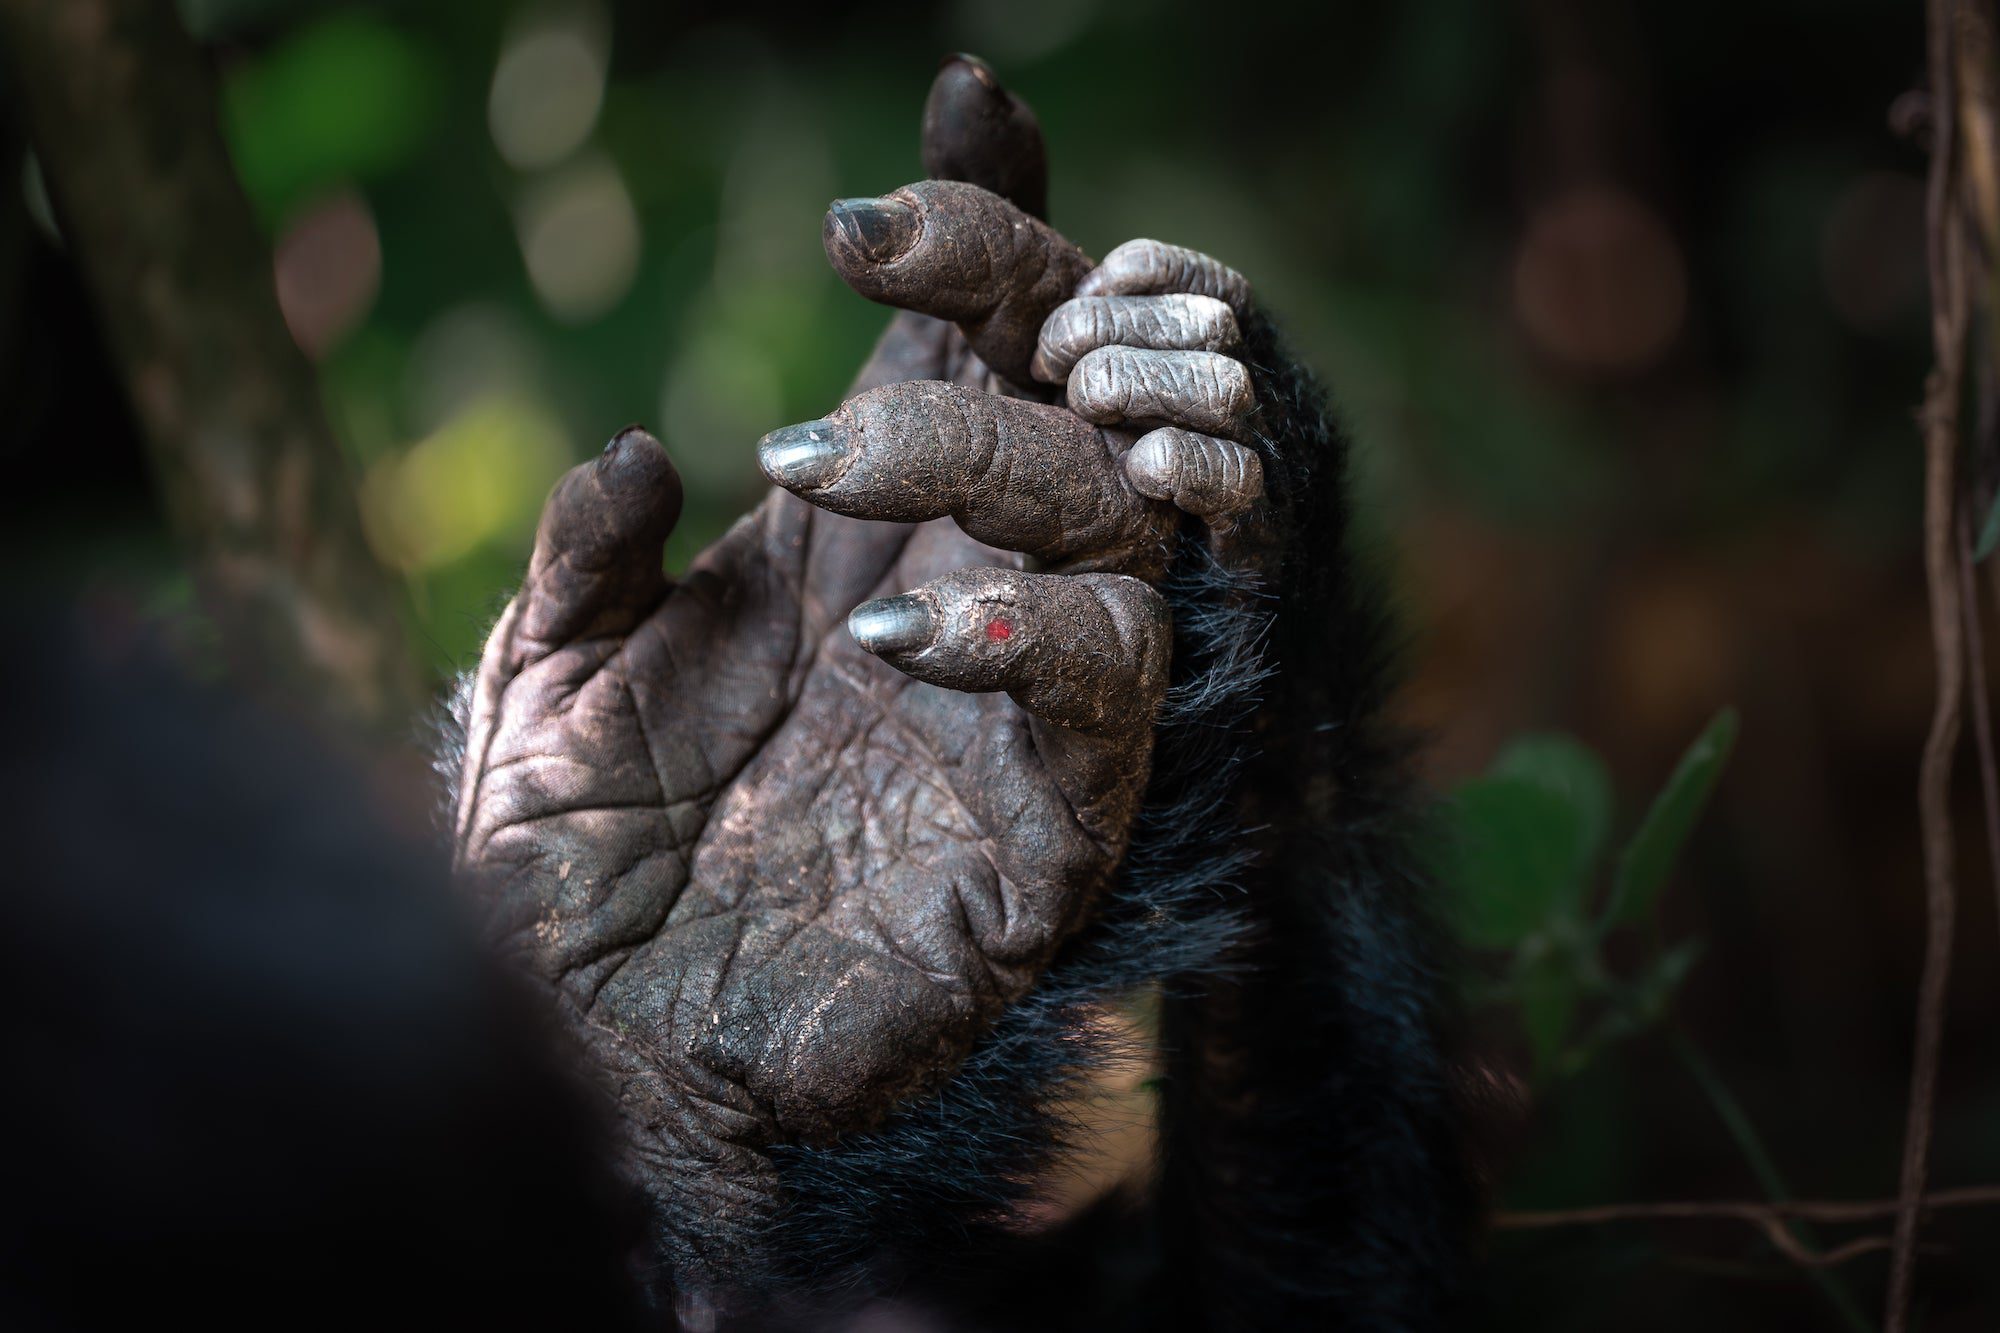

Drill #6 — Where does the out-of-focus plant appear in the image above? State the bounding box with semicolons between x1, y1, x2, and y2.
1437;708;1739;1080
1449;709;1882;1333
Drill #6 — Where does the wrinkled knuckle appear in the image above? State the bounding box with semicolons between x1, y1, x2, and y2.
1191;437;1264;515
1105;237;1151;271
1213;355;1255;415
1125;428;1264;518
1067;347;1121;420
1190;293;1242;348
1038;303;1094;378
1088;299;1120;350
1124;430;1181;502
1091;574;1172;698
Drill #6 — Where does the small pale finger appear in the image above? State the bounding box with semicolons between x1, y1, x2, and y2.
848;566;1169;738
1074;239;1252;314
1124;427;1264;520
1067;347;1253;437
1029;293;1240;383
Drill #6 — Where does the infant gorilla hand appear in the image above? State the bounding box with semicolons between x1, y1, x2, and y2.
449;57;1268;1285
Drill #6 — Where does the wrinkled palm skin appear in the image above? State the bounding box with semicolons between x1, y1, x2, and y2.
453;327;1144;1169
449;62;1185;1279
443;56;1483;1331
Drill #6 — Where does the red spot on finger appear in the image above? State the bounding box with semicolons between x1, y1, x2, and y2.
984;618;1013;643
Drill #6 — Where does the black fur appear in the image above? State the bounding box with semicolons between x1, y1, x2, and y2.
0;605;650;1328
740;315;1475;1327
1143;313;1476;1329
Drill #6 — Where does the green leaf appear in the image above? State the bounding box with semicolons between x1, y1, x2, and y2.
1516;947;1581;1075
1633;940;1705;1021
221;15;439;223
1489;733;1614;875
1978;491;2000;562
1556;941;1703;1075
1604;708;1740;928
1436;776;1592;949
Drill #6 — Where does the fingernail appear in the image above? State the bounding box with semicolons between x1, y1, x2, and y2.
848;595;936;655
596;426;674;492
1123;432;1178;502
757;419;851;490
601;424;656;467
826;197;921;263
940;52;999;90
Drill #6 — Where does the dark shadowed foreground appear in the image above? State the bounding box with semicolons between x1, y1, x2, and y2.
0;600;646;1327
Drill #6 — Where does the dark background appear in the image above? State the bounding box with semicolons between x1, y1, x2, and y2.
1;1;1991;1328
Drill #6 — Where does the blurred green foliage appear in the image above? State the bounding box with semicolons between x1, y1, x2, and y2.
221;13;440;223
1440;709;1737;1077
158;0;1930;684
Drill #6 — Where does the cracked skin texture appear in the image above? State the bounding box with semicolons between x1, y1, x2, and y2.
451;314;1173;1267
445;58;1271;1286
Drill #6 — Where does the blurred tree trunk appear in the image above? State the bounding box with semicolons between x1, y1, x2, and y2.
0;0;419;730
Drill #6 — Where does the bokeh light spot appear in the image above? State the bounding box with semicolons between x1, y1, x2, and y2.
1512;186;1687;374
360;392;570;572
515;153;640;324
488;3;608;172
405;303;541;435
274;189;382;360
659;324;784;497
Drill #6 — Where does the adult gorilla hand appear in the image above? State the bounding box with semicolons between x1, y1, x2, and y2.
447;58;1260;1291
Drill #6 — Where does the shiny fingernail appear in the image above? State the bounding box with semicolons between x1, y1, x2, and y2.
826;197;921;263
757;419;851;490
600;424;658;469
940;52;999;90
848;595;936;655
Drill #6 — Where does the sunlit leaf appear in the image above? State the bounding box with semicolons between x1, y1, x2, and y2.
1490;732;1614;876
1437;776;1592;950
1604;709;1740;928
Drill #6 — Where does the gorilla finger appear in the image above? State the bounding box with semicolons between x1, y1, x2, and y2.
516;428;680;650
1068;347;1254;437
823;179;1092;383
756;381;1163;572
1125;427;1265;520
1029;293;1240;383
848;566;1170;738
921;53;1048;220
1075;239;1252;315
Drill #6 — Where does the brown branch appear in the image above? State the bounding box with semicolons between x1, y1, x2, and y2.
1498;1186;2000;1270
1891;4;1979;1329
1498;1184;2000;1228
0;0;419;729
